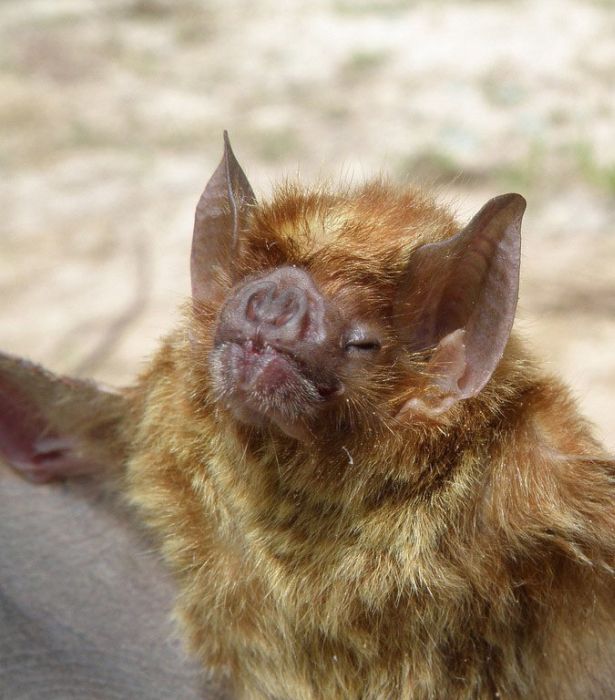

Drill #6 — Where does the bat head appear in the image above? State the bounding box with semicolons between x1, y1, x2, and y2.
0;133;525;484
191;134;526;442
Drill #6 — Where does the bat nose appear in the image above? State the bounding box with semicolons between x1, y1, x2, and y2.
246;284;307;327
241;277;310;343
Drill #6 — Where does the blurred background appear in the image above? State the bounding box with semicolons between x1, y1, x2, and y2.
0;0;613;448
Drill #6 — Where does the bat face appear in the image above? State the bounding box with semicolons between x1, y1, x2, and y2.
209;258;391;440
192;135;525;442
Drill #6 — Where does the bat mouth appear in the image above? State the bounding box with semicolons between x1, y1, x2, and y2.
211;339;341;438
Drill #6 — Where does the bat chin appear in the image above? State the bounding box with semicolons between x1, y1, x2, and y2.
229;402;311;441
211;341;326;440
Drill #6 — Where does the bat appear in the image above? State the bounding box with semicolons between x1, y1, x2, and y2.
1;133;614;699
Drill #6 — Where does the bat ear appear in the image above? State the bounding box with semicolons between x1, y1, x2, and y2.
191;131;256;303
0;353;129;483
395;193;526;419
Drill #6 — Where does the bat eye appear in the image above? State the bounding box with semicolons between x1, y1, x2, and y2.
344;330;382;354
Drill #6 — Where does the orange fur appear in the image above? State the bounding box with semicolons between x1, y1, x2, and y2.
122;181;615;699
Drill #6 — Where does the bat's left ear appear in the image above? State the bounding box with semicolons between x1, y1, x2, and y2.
395;193;526;419
191;131;256;303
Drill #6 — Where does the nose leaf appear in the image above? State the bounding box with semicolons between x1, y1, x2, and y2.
244;282;308;342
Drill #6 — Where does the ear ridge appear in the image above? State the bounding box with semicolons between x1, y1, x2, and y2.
191;131;256;303
396;193;525;417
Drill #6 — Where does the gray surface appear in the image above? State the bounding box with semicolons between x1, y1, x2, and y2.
0;465;229;700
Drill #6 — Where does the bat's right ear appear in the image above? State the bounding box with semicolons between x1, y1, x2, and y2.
0;352;129;483
395;193;525;420
191;132;256;303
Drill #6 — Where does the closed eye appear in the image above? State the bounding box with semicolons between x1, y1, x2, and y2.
344;337;382;353
345;340;380;352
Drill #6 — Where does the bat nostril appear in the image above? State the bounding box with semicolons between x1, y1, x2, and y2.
274;308;295;327
272;290;303;327
246;287;270;323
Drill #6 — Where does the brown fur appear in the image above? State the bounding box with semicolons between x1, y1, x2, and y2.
121;180;615;699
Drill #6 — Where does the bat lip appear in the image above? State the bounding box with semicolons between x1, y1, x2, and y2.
211;339;342;436
218;337;340;396
235;339;304;391
230;338;341;399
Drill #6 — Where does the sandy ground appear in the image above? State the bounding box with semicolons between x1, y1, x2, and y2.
1;0;614;449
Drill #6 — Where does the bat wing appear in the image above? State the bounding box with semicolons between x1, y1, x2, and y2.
0;458;229;699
